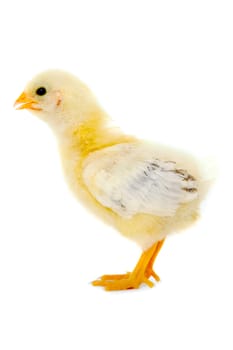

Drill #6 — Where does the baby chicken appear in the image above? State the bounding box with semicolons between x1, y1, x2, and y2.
14;70;210;291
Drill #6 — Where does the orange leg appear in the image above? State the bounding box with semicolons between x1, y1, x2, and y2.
145;239;165;281
92;239;165;291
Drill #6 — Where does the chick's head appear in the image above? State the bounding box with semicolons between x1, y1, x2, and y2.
14;70;98;132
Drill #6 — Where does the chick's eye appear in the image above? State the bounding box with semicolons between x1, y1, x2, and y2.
36;87;47;96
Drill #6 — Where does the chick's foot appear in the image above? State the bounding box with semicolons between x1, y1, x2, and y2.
92;272;154;290
92;240;165;291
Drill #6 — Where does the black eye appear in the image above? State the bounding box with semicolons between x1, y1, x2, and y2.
36;87;47;96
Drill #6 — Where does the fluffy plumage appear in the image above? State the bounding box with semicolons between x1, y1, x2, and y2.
14;70;211;291
83;142;198;218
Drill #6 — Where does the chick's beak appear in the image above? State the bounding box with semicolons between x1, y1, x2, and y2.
14;92;41;111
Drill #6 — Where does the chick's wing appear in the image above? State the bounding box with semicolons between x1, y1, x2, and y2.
82;143;198;218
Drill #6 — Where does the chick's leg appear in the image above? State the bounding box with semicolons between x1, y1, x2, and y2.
99;240;164;282
145;239;165;282
92;240;164;291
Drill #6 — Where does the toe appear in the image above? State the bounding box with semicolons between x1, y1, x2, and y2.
100;273;130;281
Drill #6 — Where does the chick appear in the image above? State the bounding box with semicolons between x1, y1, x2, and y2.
14;70;210;291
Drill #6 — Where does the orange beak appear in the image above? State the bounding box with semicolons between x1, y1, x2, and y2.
14;92;42;111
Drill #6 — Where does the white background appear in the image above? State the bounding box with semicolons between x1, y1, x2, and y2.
0;1;232;349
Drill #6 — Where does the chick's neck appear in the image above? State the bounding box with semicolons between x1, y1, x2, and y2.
57;110;135;160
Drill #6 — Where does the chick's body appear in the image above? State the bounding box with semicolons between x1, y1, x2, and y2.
60;122;200;251
15;70;210;290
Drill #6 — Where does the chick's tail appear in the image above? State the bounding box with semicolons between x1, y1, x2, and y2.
198;156;218;201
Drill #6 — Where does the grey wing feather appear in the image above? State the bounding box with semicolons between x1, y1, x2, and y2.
83;144;198;218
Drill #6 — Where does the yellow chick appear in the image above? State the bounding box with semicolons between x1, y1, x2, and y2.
14;70;210;291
